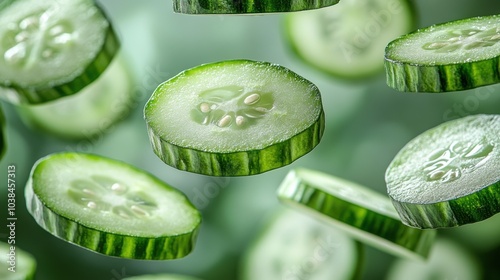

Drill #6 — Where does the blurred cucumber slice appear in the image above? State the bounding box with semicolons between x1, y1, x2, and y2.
387;238;481;280
16;51;134;140
0;242;37;280
242;208;363;280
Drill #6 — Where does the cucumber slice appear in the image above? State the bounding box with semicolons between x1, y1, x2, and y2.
284;0;416;79
385;15;500;92
277;168;437;260
144;59;324;176
0;0;119;104
242;208;362;280
123;275;201;280
172;0;340;14
386;238;481;280
385;114;500;228
16;51;134;140
0;242;37;280
25;152;201;260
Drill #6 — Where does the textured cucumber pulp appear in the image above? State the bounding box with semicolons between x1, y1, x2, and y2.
144;60;324;176
386;114;500;228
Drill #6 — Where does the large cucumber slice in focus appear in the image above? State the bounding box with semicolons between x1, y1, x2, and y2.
173;0;340;14
385;114;500;228
284;0;416;79
25;152;201;260
385;15;500;92
0;0;119;104
0;242;37;280
144;59;324;176
277;168;436;260
242;208;362;280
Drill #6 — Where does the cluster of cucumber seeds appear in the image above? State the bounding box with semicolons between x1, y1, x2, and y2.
191;85;274;129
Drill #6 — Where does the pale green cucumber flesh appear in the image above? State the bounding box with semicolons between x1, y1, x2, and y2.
277;168;437;260
385;15;500;92
386;114;500;229
0;242;37;280
386;238;481;280
144;59;324;176
123;275;202;280
16;51;133;140
0;0;119;104
25;152;201;260
173;0;340;14
285;0;415;79
242;208;362;280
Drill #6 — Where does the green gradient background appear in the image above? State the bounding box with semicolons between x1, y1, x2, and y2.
1;0;500;279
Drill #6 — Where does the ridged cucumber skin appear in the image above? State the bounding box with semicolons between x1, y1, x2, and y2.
123;275;202;280
390;181;500;229
147;110;324;177
24;152;201;260
384;57;500;93
24;153;201;260
384;15;500;93
277;170;436;259
5;27;119;104
173;0;340;14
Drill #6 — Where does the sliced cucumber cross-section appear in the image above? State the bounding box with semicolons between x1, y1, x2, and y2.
284;0;416;79
144;60;324;176
173;0;340;14
385;15;500;92
0;242;37;280
242;208;362;280
277;168;436;260
386;114;500;229
0;0;119;104
25;152;201;260
16;51;134;140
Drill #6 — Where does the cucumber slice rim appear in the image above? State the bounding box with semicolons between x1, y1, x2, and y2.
278;168;437;260
0;0;120;104
172;0;341;14
144;59;325;176
384;14;500;92
385;114;500;228
25;152;202;260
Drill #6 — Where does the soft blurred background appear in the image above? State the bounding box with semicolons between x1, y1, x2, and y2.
1;0;500;279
